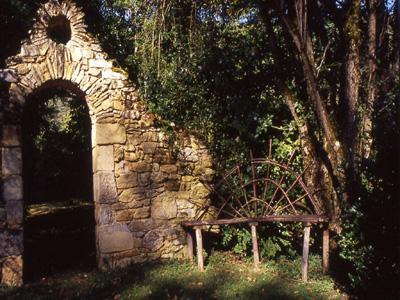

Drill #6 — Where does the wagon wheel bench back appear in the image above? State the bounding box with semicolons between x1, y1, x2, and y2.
181;146;331;282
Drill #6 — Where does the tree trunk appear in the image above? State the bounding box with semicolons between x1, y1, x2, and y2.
272;0;346;223
260;5;340;218
343;0;361;161
361;0;377;160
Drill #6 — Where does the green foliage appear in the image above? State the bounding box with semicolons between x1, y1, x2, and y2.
221;226;252;257
221;223;300;261
24;88;92;203
336;204;372;289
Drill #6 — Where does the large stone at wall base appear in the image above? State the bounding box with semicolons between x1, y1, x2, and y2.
151;195;177;220
2;176;23;202
2;147;22;175
143;230;163;251
1;255;23;286
98;224;134;253
96;123;126;145
94;172;118;204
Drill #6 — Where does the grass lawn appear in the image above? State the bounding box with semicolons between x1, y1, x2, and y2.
0;251;343;300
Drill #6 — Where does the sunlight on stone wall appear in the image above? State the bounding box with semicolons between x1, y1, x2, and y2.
0;0;214;286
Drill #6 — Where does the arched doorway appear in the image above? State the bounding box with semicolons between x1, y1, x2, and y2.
22;82;96;281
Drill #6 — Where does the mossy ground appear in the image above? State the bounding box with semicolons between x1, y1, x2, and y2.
1;251;343;300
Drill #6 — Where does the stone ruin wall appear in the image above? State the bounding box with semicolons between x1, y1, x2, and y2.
0;0;214;286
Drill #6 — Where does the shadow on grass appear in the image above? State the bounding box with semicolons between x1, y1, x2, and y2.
23;203;96;283
1;252;340;300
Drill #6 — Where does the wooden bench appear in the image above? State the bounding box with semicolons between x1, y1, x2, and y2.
181;147;332;282
182;215;330;282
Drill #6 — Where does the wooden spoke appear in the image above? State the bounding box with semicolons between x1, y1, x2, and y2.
237;166;250;212
250;150;258;213
206;142;325;223
275;192;309;214
272;166;308;210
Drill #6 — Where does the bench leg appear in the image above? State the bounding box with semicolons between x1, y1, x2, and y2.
195;227;204;271
302;223;311;282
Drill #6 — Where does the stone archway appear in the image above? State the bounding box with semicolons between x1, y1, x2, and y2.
22;81;96;281
1;0;214;286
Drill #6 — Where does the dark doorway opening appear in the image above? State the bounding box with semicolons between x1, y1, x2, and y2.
22;85;96;282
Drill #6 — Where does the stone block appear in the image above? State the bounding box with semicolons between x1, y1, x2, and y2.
1;126;20;147
129;162;152;172
133;207;150;219
89;59;112;68
176;191;191;200
152;196;177;220
1;256;23;286
129;219;154;232
0;230;23;256
165;180;180;191
114;146;124;162
94;172;118;204
120;193;146;207
116;209;133;222
150;172;167;183
142;142;157;154
96;123;126;145
89;68;102;76
98;224;133;253
143;231;163;251
125;151;141;162
143;132;159;142
160;164;178;174
190;182;209;199
179;147;199;162
0;69;19;83
116;172;138;189
139;172;151;186
70;46;83;61
182;176;194;182
179;181;192;191
102;69;126;80
93;145;114;171
95;204;113;225
119;188;139;203
5;201;23;227
3;176;23;202
202;156;213;168
2;147;22;176
177;208;196;218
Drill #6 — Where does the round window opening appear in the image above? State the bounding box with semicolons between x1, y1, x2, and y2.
47;15;71;44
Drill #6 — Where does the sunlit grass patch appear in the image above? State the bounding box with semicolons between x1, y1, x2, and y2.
1;251;342;300
25;201;93;218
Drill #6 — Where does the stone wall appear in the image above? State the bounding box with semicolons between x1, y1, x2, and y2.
0;0;214;286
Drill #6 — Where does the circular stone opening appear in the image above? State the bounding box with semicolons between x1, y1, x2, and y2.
47;15;71;44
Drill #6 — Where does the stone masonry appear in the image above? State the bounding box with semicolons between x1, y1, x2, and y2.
0;0;214;286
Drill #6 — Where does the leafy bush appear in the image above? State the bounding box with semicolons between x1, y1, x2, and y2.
220;223;298;260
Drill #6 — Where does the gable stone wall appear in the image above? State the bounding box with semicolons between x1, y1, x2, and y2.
0;0;214;286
